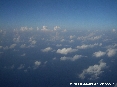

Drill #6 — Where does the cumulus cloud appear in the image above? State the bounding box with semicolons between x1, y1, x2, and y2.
70;35;75;39
54;26;60;30
18;64;25;69
56;48;78;55
93;51;106;58
89;36;101;40
60;55;82;61
41;47;52;52
0;46;2;49
20;44;26;48
79;59;106;80
30;40;36;45
106;48;117;57
69;40;74;43
77;43;98;49
34;61;41;69
21;53;26;56
61;39;65;42
20;27;28;31
53;57;56;60
77;34;101;41
9;44;16;49
112;29;116;32
56;44;62;47
41;26;48;31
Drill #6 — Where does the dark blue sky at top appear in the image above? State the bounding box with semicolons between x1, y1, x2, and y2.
0;0;117;29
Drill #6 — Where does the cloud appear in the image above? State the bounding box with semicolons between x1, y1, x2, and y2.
41;47;52;52
18;64;25;69
70;35;75;39
0;46;2;49
105;44;117;49
71;55;82;61
77;43;98;49
34;61;41;69
69;40;74;43
54;26;60;30
20;44;26;48
21;53;26;56
89;36;101;40
41;26;48;31
93;51;106;58
60;55;82;61
106;48;117;57
79;59;106;80
53;57;56;60
112;29;116;32
30;40;36;45
56;48;78;55
61;39;65;42
9;44;16;49
56;44;62;47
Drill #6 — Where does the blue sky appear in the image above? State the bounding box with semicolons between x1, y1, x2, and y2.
0;0;117;29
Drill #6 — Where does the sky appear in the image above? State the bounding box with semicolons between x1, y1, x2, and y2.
0;0;117;29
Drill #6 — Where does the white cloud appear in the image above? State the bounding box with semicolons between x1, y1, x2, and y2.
20;27;28;31
93;51;106;58
60;56;69;61
61;39;65;42
56;44;62;47
112;29;116;32
89;35;101;40
70;35;75;39
57;48;78;55
71;55;82;61
30;40;36;45
77;43;98;49
69;40;74;43
53;57;56;60
21;53;26;56
20;44;26;48
41;26;48;31
79;59;106;80
9;44;16;49
41;47;52;52
60;55;82;61
106;48;117;57
34;61;41;69
18;64;25;69
99;43;102;46
105;44;117;49
0;46;2;49
54;26;60;30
